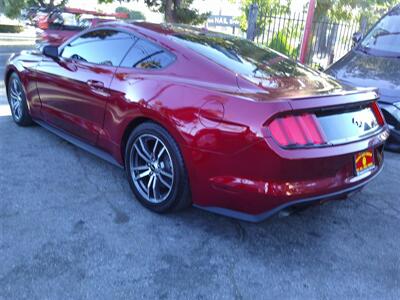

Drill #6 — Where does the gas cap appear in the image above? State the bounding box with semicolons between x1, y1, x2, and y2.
198;100;225;128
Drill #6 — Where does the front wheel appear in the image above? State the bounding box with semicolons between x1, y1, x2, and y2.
125;122;191;213
7;73;33;126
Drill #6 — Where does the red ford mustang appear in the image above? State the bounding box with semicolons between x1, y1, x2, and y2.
5;22;389;222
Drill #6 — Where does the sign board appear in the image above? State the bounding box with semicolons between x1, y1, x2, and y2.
207;15;239;27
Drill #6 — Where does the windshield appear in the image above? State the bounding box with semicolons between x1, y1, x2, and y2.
361;6;400;56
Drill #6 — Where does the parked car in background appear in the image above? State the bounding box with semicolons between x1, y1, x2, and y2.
34;7;127;47
326;4;400;151
5;22;389;222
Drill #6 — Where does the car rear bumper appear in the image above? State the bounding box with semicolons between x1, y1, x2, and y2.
194;164;383;222
187;127;389;222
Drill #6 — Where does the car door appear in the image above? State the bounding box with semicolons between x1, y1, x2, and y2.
35;29;136;144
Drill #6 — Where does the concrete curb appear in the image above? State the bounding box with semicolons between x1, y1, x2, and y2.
0;33;34;37
0;33;35;42
0;40;35;46
0;36;35;40
0;38;35;45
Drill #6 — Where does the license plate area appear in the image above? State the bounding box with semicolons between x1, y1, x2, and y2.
354;149;375;176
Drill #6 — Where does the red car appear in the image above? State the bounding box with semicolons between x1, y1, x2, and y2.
35;8;127;47
5;22;389;222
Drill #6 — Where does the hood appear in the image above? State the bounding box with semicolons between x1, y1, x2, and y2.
327;49;400;104
8;50;43;70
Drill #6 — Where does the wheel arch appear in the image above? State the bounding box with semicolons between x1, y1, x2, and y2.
122;116;193;211
4;67;17;96
120;116;151;162
119;115;188;164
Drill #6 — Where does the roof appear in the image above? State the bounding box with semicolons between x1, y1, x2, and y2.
99;21;237;42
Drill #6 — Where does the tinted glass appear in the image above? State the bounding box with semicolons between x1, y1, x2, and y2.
361;6;400;56
61;30;135;66
174;32;308;77
120;39;175;69
169;29;317;79
162;26;346;93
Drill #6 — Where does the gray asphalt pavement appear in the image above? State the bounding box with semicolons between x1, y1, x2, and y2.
0;44;399;299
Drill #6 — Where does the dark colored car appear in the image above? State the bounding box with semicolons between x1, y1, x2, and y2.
4;22;389;222
326;5;400;150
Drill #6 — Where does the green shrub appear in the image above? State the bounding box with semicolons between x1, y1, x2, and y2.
0;24;24;33
268;29;300;58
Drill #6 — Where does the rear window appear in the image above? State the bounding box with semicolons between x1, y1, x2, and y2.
169;30;312;79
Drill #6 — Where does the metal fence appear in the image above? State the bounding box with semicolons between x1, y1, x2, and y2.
255;12;360;68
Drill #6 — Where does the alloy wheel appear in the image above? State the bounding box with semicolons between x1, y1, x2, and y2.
129;134;174;203
9;78;23;121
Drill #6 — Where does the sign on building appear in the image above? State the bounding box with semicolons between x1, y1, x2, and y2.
207;15;240;27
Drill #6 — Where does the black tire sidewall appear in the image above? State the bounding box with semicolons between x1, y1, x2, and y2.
7;73;32;126
7;72;32;126
125;122;189;213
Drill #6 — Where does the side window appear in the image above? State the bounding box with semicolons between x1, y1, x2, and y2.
61;29;135;66
120;38;175;70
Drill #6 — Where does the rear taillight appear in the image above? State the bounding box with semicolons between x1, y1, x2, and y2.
371;101;385;125
268;114;327;147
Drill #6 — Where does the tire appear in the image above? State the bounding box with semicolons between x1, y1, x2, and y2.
125;122;191;213
7;72;33;126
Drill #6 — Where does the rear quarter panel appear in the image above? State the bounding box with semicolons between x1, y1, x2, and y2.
99;69;292;163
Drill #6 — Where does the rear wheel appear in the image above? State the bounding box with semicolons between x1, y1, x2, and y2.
7;73;33;126
125;122;191;213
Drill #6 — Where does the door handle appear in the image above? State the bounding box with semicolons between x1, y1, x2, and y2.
87;80;104;89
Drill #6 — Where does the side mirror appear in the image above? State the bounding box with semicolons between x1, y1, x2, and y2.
42;45;59;60
352;32;363;46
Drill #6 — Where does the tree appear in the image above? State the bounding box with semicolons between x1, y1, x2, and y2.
115;6;145;20
313;0;398;58
236;0;291;33
0;0;68;19
315;0;398;25
99;0;210;24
